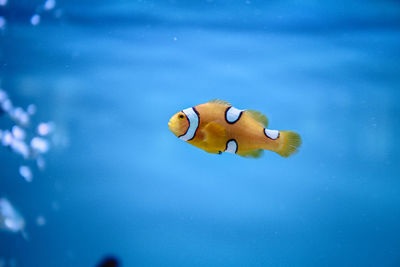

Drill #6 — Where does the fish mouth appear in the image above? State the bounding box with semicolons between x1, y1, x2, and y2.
168;119;179;136
168;120;174;131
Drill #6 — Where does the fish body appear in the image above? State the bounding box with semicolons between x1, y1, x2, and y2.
168;100;301;158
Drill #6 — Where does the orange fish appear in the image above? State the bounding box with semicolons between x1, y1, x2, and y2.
168;100;301;158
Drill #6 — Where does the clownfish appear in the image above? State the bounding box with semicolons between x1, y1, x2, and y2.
168;100;301;158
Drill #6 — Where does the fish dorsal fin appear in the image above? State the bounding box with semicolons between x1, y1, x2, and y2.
202;121;226;147
238;149;264;158
208;99;231;106
246;109;269;127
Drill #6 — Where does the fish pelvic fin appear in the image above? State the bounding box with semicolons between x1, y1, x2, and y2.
275;131;302;157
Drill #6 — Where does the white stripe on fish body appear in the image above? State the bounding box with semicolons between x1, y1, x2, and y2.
225;106;243;124
179;107;199;141
264;129;279;140
225;139;238;153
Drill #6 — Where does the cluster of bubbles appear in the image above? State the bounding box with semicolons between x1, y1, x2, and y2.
0;1;64;266
0;198;21;267
0;198;25;237
0;0;60;31
0;88;56;264
0;89;54;182
0;0;63;253
0;89;55;264
0;0;7;31
30;0;59;26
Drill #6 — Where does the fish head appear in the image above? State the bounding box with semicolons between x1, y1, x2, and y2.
168;111;189;137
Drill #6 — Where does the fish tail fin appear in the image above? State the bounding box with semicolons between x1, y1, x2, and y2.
275;131;302;157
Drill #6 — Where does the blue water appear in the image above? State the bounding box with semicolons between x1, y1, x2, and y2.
1;0;400;266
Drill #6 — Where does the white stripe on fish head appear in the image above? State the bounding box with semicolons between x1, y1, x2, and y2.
179;107;199;141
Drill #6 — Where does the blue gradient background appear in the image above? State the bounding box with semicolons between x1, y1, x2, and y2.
0;0;400;266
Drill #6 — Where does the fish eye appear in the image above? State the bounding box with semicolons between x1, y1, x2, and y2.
179;114;184;119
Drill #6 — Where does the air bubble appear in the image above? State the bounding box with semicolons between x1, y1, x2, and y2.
12;126;26;140
30;14;41;26
38;122;54;136
31;137;49;153
44;0;56;10
0;16;6;30
19;166;33;182
36;215;46;226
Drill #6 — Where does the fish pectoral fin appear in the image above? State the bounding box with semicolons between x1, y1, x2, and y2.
237;149;264;158
202;121;226;147
245;110;269;127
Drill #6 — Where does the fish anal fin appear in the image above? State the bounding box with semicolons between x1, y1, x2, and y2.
237;149;264;158
246;109;269;127
202;122;226;147
208;99;231;106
